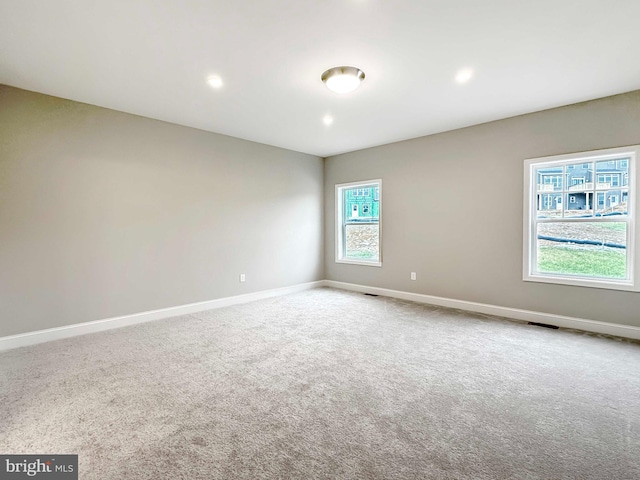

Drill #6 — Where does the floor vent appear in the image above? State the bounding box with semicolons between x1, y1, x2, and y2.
528;321;559;329
364;293;379;297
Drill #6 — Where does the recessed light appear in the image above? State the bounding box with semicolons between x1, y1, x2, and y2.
207;75;223;89
321;66;365;94
323;115;334;126
455;68;474;84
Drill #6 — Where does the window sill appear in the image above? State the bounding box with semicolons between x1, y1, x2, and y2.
336;258;382;267
523;273;638;292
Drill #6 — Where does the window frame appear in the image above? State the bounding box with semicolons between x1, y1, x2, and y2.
523;145;640;291
335;179;382;267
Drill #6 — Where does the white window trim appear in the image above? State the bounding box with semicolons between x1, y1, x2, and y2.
335;179;382;267
523;145;640;291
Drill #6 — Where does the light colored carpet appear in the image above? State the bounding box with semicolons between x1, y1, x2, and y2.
1;287;639;479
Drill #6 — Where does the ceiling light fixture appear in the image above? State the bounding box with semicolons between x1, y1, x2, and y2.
455;68;474;84
207;75;223;89
321;66;365;94
323;114;334;126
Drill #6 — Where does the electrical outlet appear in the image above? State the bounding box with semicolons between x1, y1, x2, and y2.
239;274;246;282
410;272;417;280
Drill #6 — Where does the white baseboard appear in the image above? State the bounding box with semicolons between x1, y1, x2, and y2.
0;281;324;351
3;279;638;351
324;280;640;340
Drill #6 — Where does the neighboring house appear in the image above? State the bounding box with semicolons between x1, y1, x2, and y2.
537;157;629;214
345;186;380;222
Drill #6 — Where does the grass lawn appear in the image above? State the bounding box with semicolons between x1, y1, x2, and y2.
598;222;627;232
538;246;626;278
345;251;378;259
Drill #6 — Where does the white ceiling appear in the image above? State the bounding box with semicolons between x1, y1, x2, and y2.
1;0;639;157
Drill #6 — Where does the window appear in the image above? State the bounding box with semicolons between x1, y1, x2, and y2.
524;145;640;291
352;188;371;197
597;173;620;187
572;177;585;186
336;179;382;266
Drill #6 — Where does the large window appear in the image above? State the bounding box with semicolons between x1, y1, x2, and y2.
524;145;640;291
336;179;382;266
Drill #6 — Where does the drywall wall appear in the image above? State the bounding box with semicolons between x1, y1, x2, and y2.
325;90;640;327
0;85;324;337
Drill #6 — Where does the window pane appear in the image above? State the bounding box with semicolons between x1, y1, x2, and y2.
344;187;378;220
536;222;627;279
595;189;628;216
564;162;591;196
536;166;563;192
345;224;379;260
596;159;628;190
563;192;593;218
536;193;563;218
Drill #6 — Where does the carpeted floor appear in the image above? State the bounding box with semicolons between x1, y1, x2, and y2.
1;287;639;479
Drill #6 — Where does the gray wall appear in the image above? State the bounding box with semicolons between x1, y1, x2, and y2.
4;84;640;338
325;90;640;328
0;85;324;337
